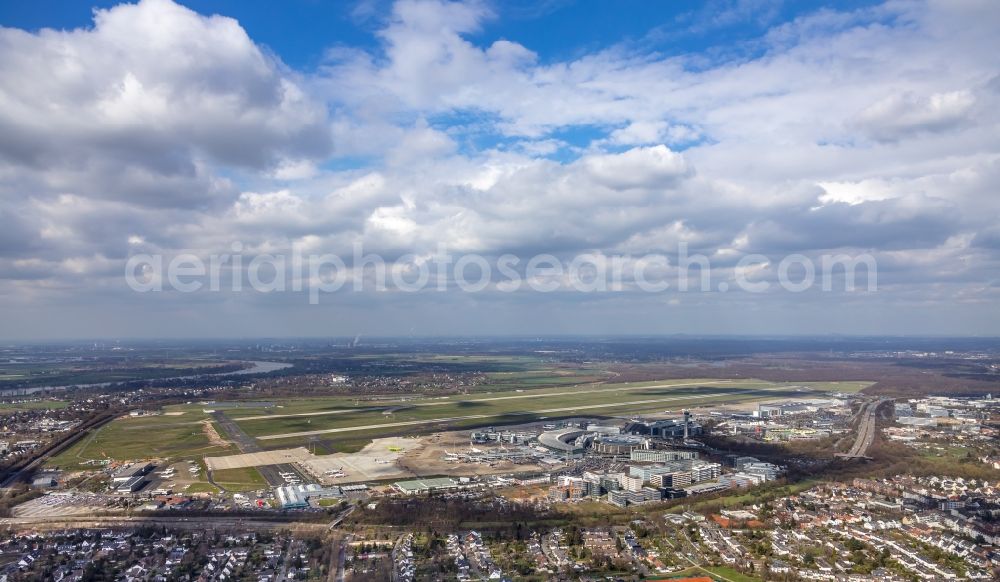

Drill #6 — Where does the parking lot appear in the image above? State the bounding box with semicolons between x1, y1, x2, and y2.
13;493;113;518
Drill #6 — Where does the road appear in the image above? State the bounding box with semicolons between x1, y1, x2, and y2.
1;411;117;489
277;538;302;582
390;534;401;582
211;411;311;487
678;528;741;582
258;385;805;440
0;514;328;532
837;399;889;459
328;504;355;530
328;533;352;582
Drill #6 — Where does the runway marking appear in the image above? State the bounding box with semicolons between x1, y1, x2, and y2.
258;385;800;440
237;380;737;421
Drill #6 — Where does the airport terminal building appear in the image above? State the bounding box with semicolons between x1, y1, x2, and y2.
537;428;591;458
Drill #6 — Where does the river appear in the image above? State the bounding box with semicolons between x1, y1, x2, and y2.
0;360;293;395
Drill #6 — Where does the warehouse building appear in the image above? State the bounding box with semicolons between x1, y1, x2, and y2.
276;484;343;509
116;475;148;493
111;463;154;484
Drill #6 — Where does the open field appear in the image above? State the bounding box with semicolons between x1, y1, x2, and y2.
210;467;267;492
43;377;870;468
0;399;70;412
240;379;854;441
661;566;762;582
0;359;246;390
46;415;233;469
482;368;612;390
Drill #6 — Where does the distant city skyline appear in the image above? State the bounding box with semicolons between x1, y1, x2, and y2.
0;0;998;339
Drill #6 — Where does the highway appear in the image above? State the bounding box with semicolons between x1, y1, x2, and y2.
837;398;889;459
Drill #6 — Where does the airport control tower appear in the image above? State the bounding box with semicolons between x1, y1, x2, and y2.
683;410;690;440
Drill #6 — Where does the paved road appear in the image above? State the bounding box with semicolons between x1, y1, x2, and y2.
0;514;327;531
328;533;351;582
328;504;355;530
837;399;889;459
211;411;311;487
258;385;804;440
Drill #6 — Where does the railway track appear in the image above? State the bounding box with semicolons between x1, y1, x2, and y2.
0;411;119;489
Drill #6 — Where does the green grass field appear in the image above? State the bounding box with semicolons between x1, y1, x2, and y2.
47;415;232;469
482;368;612;389
660;566;761;582
210;467;267;492
45;377;871;466
185;482;220;494
234;378;861;441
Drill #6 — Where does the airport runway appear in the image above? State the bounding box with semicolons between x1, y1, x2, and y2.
211;412;311;487
237;379;737;422
258;385;804;440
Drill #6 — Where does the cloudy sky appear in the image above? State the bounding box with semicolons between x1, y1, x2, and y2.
0;0;998;340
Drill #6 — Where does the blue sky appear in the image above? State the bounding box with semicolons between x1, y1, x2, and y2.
2;1;883;69
0;0;997;339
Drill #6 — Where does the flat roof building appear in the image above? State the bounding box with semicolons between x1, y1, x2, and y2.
592;435;647;455
112;463;154;484
585;424;622;435
624;418;702;439
116;475;147;493
393;477;460;495
276;484;343;509
684;481;731;495
629;464;677;482
630;449;697;463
